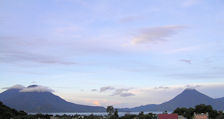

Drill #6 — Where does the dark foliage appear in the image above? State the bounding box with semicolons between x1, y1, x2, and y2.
173;104;219;119
0;101;52;119
0;101;27;118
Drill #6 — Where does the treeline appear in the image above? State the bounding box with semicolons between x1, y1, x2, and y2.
105;106;157;119
105;105;224;119
0;101;51;119
173;104;224;119
54;112;157;119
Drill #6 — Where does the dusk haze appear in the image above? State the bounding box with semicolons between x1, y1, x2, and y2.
0;0;224;119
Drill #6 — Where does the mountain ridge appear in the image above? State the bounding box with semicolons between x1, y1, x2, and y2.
1;86;224;112
121;88;224;112
0;86;105;113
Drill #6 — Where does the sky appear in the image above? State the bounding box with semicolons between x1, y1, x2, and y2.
0;0;224;108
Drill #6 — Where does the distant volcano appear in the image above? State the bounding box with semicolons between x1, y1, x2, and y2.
121;88;224;112
0;85;105;113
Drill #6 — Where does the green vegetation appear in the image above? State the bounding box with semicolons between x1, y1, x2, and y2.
106;106;119;119
55;114;104;119
106;106;114;117
105;106;157;119
54;111;157;119
0;101;26;118
0;101;51;119
173;104;224;119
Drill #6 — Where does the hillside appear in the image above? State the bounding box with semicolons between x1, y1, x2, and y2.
0;101;27;118
123;89;224;112
0;85;105;112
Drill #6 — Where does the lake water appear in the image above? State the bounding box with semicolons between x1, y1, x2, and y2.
30;112;164;117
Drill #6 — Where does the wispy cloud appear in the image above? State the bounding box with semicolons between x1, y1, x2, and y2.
119;93;135;97
3;85;54;93
98;86;135;97
154;86;170;90
119;16;142;23
0;35;124;66
3;84;25;90
20;85;54;93
185;84;201;89
111;88;135;97
100;86;115;92
180;59;192;64
0;50;77;65
91;89;97;92
130;25;185;45
0;36;78;65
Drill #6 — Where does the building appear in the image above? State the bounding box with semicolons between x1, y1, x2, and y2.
178;115;187;119
50;116;60;119
158;114;178;119
193;113;208;119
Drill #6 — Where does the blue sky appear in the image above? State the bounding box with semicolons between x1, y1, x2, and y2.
0;0;224;107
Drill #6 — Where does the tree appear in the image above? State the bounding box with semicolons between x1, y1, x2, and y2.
138;111;144;119
195;104;213;113
194;104;218;118
114;109;119;118
173;104;219;119
173;107;193;119
0;101;28;119
163;110;168;114
106;106;114;116
147;113;157;119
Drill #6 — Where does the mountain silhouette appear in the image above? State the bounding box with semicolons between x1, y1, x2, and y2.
1;86;224;112
124;88;224;112
0;85;105;113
